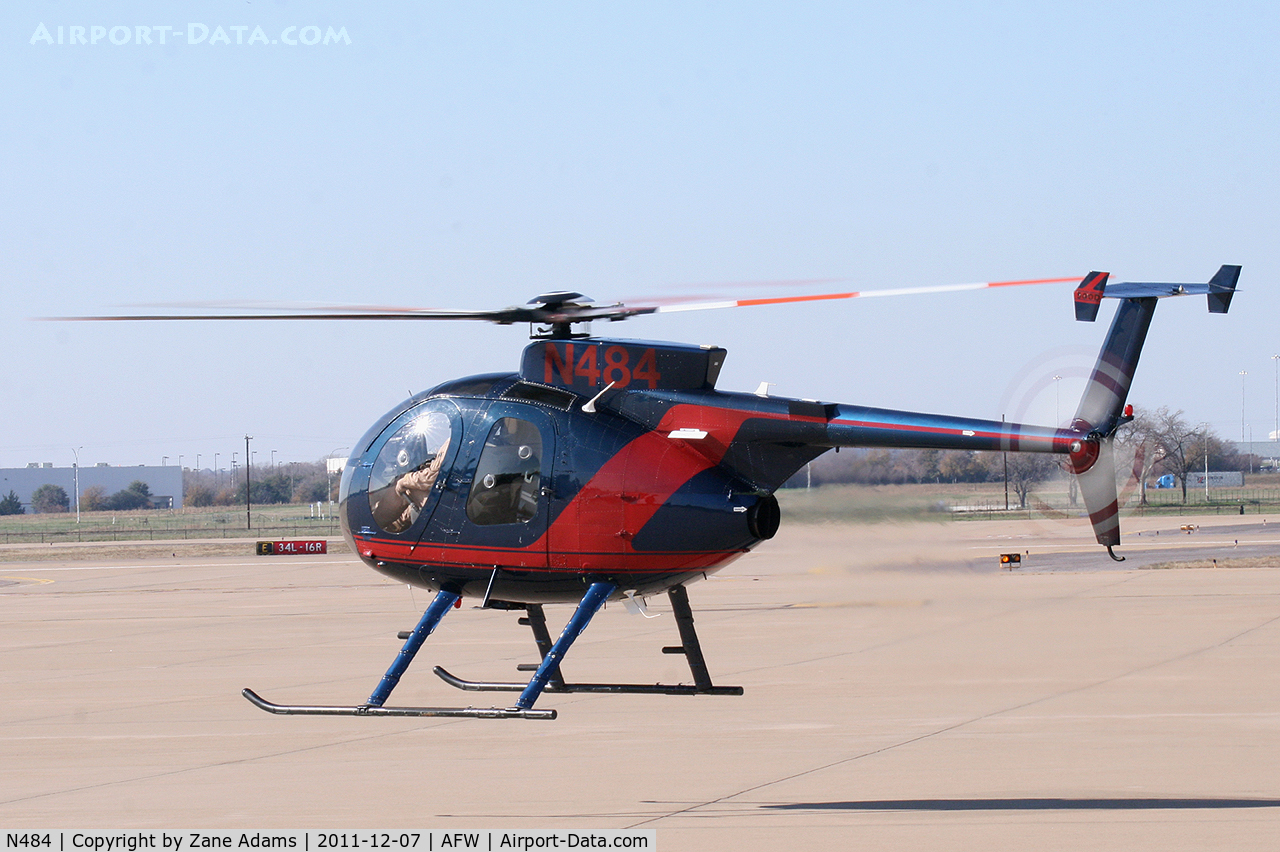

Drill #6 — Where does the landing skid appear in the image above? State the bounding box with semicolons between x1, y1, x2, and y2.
242;582;738;720
240;688;555;719
243;588;554;721
432;666;742;696
435;584;743;698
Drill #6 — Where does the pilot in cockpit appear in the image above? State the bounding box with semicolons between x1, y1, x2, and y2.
384;435;450;533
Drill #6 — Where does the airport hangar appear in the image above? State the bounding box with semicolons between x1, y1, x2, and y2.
0;463;183;512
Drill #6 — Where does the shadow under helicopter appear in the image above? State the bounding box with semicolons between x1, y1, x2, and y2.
764;797;1280;812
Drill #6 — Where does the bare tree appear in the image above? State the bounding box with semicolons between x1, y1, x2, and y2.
1005;453;1060;509
1116;407;1166;506
1147;407;1209;504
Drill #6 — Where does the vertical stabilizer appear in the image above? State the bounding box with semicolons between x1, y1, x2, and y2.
1207;264;1241;314
1073;297;1157;434
1073;271;1109;322
1071;296;1158;557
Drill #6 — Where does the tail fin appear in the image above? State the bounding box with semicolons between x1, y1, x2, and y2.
1073;271;1108;322
1073;297;1155;435
1207;264;1241;314
1069;267;1238;557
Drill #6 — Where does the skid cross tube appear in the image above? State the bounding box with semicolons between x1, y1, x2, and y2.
516;582;616;709
667;583;714;690
519;603;566;689
432;583;743;697
367;589;460;707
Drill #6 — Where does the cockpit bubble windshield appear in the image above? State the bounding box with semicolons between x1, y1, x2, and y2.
369;409;453;534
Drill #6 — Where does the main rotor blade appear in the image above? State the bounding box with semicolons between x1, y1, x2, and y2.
39;308;531;323
651;276;1079;314
37;276;1076;325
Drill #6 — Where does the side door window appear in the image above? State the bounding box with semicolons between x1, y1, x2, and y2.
466;416;544;526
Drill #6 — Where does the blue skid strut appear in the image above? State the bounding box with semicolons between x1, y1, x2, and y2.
366;589;460;707
243;584;553;718
515;582;617;710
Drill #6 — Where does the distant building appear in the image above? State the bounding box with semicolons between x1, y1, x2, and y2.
0;465;183;513
1233;440;1280;471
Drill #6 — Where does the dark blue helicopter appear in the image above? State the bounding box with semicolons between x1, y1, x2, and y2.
60;267;1239;719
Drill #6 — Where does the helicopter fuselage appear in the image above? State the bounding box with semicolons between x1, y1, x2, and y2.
339;338;1076;604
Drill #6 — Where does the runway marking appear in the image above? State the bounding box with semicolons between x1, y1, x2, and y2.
0;576;54;585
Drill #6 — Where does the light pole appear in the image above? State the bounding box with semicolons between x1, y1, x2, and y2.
1203;424;1210;502
214;453;220;487
1272;354;1279;446
271;449;277;468
1240;370;1248;445
71;446;82;523
245;435;253;530
1053;375;1062;425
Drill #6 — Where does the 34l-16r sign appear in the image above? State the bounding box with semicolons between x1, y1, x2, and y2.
256;540;327;555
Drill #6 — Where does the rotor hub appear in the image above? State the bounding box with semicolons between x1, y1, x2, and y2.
1067;436;1101;474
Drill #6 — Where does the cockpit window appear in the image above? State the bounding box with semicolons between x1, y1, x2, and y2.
466;417;542;526
368;408;454;534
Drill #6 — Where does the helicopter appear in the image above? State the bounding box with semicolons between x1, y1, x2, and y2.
59;266;1240;720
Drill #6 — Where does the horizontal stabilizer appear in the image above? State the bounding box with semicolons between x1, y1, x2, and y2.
1094;265;1241;314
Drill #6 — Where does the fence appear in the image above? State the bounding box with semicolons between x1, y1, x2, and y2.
0;519;341;545
949;487;1280;516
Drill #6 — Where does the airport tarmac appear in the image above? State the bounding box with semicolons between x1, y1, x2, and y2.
3;514;1279;850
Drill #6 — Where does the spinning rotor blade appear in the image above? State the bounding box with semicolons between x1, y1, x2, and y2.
650;276;1079;315
43;307;529;322
38;276;1076;332
37;290;642;328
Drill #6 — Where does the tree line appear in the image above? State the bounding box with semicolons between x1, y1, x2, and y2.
0;459;338;515
183;460;335;507
0;480;158;514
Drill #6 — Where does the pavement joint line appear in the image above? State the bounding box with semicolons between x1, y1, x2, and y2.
0;714;470;810
627;592;1280;829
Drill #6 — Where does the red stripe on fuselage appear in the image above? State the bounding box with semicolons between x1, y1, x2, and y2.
354;403;793;575
546;404;773;570
352;532;749;575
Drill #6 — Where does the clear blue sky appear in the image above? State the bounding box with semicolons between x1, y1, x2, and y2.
4;1;1277;471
